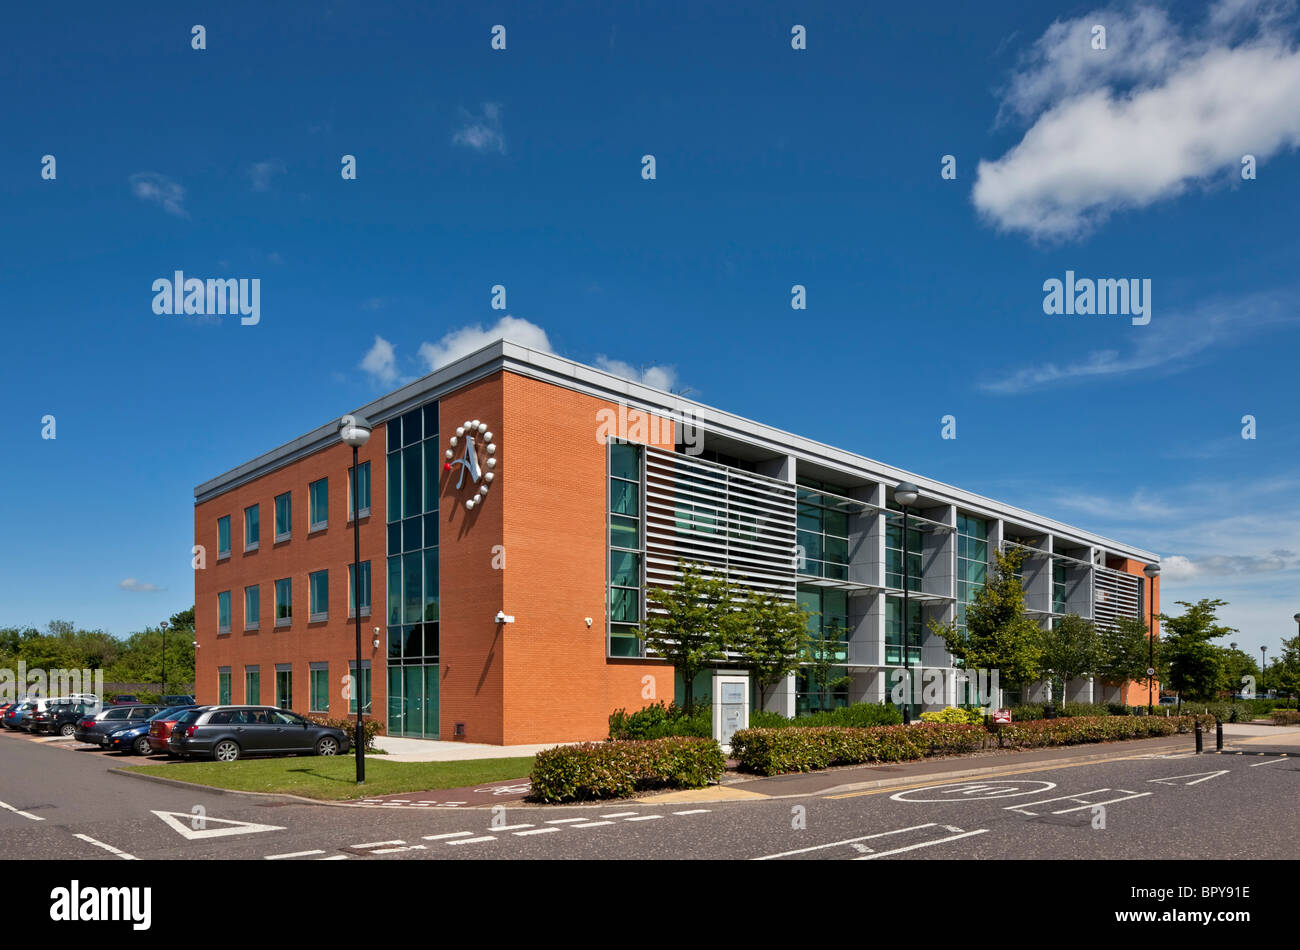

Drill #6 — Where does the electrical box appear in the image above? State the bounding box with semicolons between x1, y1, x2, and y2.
712;673;749;749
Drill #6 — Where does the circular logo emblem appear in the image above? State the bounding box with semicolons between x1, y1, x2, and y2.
445;419;497;510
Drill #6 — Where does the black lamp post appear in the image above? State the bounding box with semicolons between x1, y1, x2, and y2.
1143;563;1159;714
895;482;919;725
1260;646;1268;698
340;414;372;783
160;620;168;701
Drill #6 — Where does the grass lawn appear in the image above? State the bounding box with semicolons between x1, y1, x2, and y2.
121;755;535;800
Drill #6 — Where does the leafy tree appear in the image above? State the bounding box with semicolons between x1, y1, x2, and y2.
1159;599;1235;701
731;591;809;709
1216;645;1261;698
799;621;851;713
1039;613;1103;701
929;546;1043;689
1275;633;1300;704
640;561;741;716
1096;616;1160;690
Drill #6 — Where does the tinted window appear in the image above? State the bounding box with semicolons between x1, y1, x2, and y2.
208;711;233;724
104;709;131;721
271;711;305;725
176;709;205;725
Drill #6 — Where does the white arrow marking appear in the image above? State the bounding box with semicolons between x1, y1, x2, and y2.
854;829;989;860
151;810;285;840
1147;771;1230;786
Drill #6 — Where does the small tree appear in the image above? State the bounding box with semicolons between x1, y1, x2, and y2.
1160;599;1235;701
930;546;1043;692
731;591;809;710
799;621;852;713
640;561;740;716
1039;613;1103;703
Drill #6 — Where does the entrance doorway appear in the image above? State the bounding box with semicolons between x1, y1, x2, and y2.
387;664;439;738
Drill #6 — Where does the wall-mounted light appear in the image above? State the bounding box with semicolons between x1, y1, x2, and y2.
372;626;381;649
584;617;593;628
495;611;515;624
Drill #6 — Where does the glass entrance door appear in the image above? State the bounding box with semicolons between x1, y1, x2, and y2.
388;663;439;738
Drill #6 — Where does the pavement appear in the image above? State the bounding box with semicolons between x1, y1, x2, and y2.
371;735;570;761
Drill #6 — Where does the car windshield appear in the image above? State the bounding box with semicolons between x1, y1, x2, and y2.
175;709;206;725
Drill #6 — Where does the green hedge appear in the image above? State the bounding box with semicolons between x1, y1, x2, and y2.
1271;709;1300;725
527;737;725;803
307;715;385;751
732;715;1206;775
608;701;711;740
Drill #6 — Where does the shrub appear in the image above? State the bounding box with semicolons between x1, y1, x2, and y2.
608;701;711;740
1060;702;1111;718
730;725;928;774
792;702;902;728
1009;704;1045;722
920;706;985;725
307;715;385;750
995;715;1202;748
1271;709;1300;725
527;737;725;803
748;710;789;729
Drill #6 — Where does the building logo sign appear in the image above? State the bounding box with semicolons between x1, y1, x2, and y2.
445;419;497;509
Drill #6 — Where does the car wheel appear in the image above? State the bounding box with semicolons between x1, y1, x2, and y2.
315;736;340;756
213;740;240;762
133;736;151;755
60;723;76;737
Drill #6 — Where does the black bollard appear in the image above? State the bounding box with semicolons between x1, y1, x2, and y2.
1195;720;1203;754
1216;719;1223;752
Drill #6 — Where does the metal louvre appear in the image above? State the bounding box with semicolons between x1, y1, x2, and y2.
1093;565;1142;630
644;446;798;600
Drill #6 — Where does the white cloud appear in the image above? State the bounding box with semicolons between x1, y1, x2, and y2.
975;2;1300;240
452;103;506;155
360;335;400;386
417;316;552;372
980;291;1297;393
247;159;286;192
129;172;188;218
593;356;679;392
119;578;164;593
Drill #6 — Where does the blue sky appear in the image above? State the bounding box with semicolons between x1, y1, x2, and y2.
3;0;1298;659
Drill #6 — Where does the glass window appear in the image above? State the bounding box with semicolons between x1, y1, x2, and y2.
885;519;924;591
388;451;402;522
610;442;639;480
350;461;371;517
403;553;422;623
423;403;438;443
244;585;259;630
401;408;421;446
349;561;371;616
424;438;439;512
218;668;231;705
610;515;639;549
245;667;261;705
387;416;401;454
274;492;291;540
275;669;292;710
795;481;851;580
610;550;640;587
244;504;259;549
349;663;372;714
608;442;643;657
217;516;231;557
217;591;231;633
423;549;438;621
309;665;329;712
309;570;329;621
387;557;402;625
403;445;421;518
885;598;923;666
275;578;292;624
403;516;421;552
309;478;328;530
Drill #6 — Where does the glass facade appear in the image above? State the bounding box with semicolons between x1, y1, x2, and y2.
350;461;371;517
956;514;988;631
1053;560;1067;614
349;661;372;715
386;403;440;737
885;512;923;591
217;515;230;558
608;441;643;658
309;477;328;530
217;590;231;634
885;597;923;666
275;577;292;625
309;664;328;712
218;668;231;705
796;479;850;580
244;504;259;550
795;585;850;713
275;667;292;709
245;666;260;705
274;492;291;540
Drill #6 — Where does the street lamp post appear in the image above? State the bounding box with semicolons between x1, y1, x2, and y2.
1293;613;1300;708
895;482;919;725
1260;646;1268;699
340;414;372;784
160;620;168;701
1143;563;1159;715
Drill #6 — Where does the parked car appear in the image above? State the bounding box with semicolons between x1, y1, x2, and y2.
1158;696;1180;706
73;705;161;745
29;699;99;736
145;705;198;754
3;700;38;731
102;706;193;755
109;694;140;706
160;695;196;706
169;706;349;762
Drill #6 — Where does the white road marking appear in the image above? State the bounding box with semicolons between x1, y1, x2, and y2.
446;836;496;845
265;850;326;860
370;844;426;854
1249;758;1287;767
152;810;285;841
854;829;988;860
672;809;711;815
72;833;136;860
422;832;473;841
601;812;639;818
755;824;939;861
1050;791;1152;813
1147;770;1230;786
625;815;663;822
350;839;406;848
491;823;535;831
514;827;560;836
572;821;615;828
1005;789;1113;815
319;855;349;860
0;800;43;822
545;818;589;824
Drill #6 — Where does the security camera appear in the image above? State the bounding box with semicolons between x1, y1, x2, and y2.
584;617;593;628
495;611;515;624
